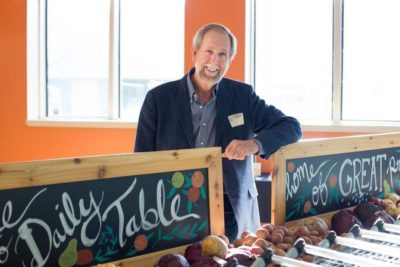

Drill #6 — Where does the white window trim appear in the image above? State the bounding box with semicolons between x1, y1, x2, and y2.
27;0;400;132
246;0;400;134
27;0;136;129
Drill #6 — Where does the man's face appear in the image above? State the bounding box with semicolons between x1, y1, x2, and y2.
193;30;232;85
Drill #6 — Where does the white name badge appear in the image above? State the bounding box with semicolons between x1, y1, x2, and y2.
228;113;244;128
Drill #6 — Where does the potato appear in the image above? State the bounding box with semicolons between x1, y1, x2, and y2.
309;235;322;245
385;193;400;204
273;248;286;256
270;231;283;245
283;235;295;244
276;243;290;251
201;235;228;259
301;254;314;262
255;228;270;240
240;229;253;238
272;228;285;237
252;238;274;249
302;236;313;245
232;238;245;247
243;234;258;246
287;226;299;237
276;226;289;236
261;223;275;233
250;245;264;255
295;226;310;238
308;230;319;236
304;217;329;235
382;198;395;208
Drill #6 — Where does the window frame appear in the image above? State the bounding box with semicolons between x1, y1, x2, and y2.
27;0;183;129
248;0;400;133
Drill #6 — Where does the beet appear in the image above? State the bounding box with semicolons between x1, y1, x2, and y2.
155;253;190;267
190;256;223;267
184;242;202;264
353;202;383;225
225;248;256;266
368;197;383;208
331;209;363;236
363;210;395;229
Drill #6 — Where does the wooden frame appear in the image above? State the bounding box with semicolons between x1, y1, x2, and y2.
271;132;400;227
0;147;224;267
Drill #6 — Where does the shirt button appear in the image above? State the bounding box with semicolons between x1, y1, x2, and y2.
202;123;206;126
200;142;204;145
200;105;203;109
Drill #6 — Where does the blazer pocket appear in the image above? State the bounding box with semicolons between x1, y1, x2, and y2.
248;184;258;199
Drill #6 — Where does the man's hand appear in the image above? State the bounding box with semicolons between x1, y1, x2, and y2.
222;139;259;160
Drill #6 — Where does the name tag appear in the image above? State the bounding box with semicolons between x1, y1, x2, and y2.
228;113;244;128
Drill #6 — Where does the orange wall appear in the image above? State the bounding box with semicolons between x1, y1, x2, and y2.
0;0;355;164
0;0;246;164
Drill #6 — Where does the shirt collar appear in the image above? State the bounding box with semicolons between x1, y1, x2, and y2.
186;68;219;102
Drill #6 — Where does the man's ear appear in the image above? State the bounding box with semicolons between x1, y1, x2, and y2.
191;45;197;63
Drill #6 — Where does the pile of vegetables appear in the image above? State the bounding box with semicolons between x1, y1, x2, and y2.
331;193;398;236
154;217;330;266
154;193;400;266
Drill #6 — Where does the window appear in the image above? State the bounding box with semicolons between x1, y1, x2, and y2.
253;0;400;132
342;0;400;121
27;0;184;126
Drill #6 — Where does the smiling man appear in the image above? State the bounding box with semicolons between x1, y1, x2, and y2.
134;23;302;241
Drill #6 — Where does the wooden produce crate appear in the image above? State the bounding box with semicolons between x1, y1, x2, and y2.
260;132;400;266
271;132;400;227
0;147;224;267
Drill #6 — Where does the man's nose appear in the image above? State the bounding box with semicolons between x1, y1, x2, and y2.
209;54;219;64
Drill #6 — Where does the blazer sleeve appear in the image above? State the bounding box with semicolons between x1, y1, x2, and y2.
134;91;157;152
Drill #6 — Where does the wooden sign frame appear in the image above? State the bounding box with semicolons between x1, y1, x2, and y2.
0;147;224;267
271;132;400;227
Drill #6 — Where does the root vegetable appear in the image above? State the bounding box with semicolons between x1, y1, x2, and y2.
184;241;202;264
202;235;228;259
155;253;190;267
331;209;362;236
255;228;270;240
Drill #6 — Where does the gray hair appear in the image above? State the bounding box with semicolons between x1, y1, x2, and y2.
192;23;237;61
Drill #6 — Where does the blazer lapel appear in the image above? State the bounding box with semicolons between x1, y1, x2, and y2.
215;79;234;145
174;76;195;147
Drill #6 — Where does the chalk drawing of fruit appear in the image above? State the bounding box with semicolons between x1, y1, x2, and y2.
59;238;78;267
172;172;185;189
191;171;204;188
134;234;149;251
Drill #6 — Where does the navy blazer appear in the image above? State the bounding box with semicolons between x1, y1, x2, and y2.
134;70;302;237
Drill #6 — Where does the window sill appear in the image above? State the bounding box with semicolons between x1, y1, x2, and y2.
26;118;400;133
301;120;400;133
26;119;137;129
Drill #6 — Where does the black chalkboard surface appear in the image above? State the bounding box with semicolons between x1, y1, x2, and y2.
0;169;209;266
285;146;400;221
0;148;224;267
271;133;400;226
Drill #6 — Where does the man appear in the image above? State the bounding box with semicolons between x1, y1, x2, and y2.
134;23;302;241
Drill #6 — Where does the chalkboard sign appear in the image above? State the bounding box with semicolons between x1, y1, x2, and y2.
285;147;400;221
271;133;400;226
0;148;224;267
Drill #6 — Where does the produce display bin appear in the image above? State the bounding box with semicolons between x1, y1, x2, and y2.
0;147;224;267
264;132;400;266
